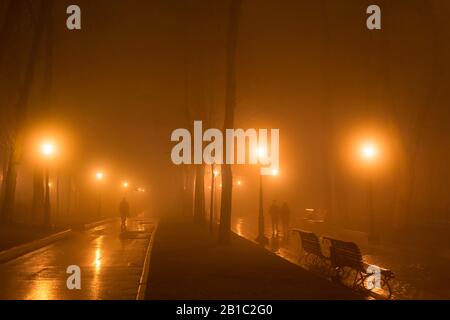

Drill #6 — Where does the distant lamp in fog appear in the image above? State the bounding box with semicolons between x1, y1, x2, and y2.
40;139;57;228
255;145;275;245
41;141;55;157
360;142;378;161
96;172;105;218
123;181;129;189
237;180;242;186
257;147;266;161
358;141;380;243
96;172;104;181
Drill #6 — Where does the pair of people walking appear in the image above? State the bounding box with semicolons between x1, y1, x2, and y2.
269;200;290;236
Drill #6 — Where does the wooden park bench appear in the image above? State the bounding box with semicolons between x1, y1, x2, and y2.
324;237;394;299
291;229;329;267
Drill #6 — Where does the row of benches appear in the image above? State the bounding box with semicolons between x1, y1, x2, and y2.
292;229;394;299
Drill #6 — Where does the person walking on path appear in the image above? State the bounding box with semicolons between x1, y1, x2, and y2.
280;202;290;238
269;200;280;236
119;197;130;232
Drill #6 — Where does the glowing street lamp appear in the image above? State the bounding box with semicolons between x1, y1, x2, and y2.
123;181;129;189
41;142;55;157
40;140;56;228
96;172;104;181
257;147;266;160
96;171;104;218
209;164;220;233
256;146;269;245
360;143;378;162
359;141;380;243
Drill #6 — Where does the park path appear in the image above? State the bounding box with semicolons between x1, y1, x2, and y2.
0;217;155;300
146;219;360;300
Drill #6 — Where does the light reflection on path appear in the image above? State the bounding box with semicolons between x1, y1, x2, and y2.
231;214;450;299
0;217;154;300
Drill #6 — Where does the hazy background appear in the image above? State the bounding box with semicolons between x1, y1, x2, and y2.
1;0;449;238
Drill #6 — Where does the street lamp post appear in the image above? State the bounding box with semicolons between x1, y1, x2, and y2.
41;142;55;229
122;181;129;198
360;142;380;244
367;173;378;243
256;147;269;245
44;167;51;228
96;172;104;219
209;165;219;234
256;171;268;244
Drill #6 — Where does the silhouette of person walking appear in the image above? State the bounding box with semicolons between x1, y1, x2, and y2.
269;200;280;236
119;197;130;232
280;202;290;237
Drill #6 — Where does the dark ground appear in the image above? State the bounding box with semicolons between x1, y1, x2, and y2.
146;219;362;300
0;215;111;252
0;224;61;251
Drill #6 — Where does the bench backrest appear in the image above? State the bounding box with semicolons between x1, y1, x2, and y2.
326;238;364;271
296;230;323;257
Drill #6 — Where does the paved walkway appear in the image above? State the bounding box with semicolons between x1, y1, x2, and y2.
146;220;361;299
0;218;155;300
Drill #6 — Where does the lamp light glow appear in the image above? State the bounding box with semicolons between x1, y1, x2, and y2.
360;142;378;161
41;142;55;157
96;172;104;180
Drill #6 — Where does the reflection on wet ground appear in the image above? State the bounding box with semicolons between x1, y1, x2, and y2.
232;214;450;300
0;217;154;300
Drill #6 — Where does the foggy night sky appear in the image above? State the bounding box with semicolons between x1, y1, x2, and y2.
1;0;450;226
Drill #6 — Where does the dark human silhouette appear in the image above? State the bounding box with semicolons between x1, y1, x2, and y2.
280;202;290;238
119;198;130;232
269;200;280;236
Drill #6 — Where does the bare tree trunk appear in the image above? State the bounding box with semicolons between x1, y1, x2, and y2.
0;0;20;65
382;3;440;230
193;165;206;223
318;0;337;225
1;0;47;224
1;147;17;223
31;166;44;223
0;146;9;213
218;0;242;244
32;0;53;224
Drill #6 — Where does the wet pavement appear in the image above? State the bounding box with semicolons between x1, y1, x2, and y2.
147;219;360;300
231;214;450;300
0;217;155;300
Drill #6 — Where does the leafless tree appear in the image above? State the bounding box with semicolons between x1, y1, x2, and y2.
218;0;242;244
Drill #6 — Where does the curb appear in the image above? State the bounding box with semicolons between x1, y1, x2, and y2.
0;229;73;264
136;219;159;300
83;217;117;230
